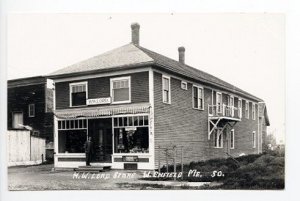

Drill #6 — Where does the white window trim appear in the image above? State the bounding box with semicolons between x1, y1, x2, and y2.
192;85;204;110
252;131;256;148
181;81;188;90
214;130;223;148
69;81;88;107
229;95;234;117
112;115;150;155
110;76;131;104
162;75;171;104
28;104;35;117
238;98;242;118
252;102;256;120
58;119;88;130
245;101;249;119
216;92;222;113
230;129;235;149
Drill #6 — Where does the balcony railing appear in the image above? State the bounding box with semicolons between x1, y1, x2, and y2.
208;104;242;119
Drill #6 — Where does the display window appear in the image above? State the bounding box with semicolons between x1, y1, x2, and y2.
113;115;149;153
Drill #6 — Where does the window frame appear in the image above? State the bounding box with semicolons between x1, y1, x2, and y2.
28;104;35;117
238;98;242;118
181;81;188;90
110;76;131;104
69;81;88;107
216;92;222;113
58;119;88;130
252;131;256;148
229;95;234;117
214;130;223;148
252;102;256;120
192;85;204;110
162;75;171;104
12;111;23;129
245;101;249;119
113;115;150;155
230;129;235;149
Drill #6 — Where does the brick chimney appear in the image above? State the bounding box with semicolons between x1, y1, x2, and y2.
178;46;185;64
131;23;140;46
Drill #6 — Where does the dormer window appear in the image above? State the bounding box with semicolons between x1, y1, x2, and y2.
70;82;87;107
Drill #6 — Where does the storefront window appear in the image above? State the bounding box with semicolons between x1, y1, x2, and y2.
113;115;149;153
58;130;87;153
58;119;87;153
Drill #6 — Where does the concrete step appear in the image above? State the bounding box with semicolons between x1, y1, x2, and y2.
74;165;111;172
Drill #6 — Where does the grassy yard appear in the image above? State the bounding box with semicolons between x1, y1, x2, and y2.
142;149;285;189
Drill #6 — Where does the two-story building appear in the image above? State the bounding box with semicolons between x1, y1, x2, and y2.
48;23;270;170
7;76;54;142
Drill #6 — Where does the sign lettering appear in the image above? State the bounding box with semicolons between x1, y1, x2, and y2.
86;97;111;105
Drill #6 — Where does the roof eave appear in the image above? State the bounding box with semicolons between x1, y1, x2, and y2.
152;63;263;102
46;61;155;80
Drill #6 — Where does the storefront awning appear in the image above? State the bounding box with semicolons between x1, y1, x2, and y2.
54;104;151;119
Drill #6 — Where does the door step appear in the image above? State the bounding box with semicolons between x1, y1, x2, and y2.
74;165;111;172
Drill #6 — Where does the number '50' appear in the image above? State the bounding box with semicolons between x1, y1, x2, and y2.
211;171;224;177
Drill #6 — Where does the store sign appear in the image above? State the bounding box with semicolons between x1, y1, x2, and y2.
125;126;137;131
86;97;111;105
122;156;139;162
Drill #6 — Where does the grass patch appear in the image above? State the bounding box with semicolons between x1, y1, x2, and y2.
141;149;284;189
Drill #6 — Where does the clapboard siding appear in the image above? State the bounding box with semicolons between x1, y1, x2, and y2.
153;71;210;167
153;71;260;168
55;71;149;109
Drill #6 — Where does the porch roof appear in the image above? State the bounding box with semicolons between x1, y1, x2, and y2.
54;103;151;119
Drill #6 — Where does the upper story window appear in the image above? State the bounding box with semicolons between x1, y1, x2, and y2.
28;104;35;117
70;82;87;107
216;92;222;113
111;76;131;104
252;102;256;120
228;95;234;117
238;99;242;118
245;101;249;119
193;85;204;110
181;81;187;90
162;75;171;104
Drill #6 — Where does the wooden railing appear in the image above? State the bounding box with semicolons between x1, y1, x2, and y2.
208;104;242;119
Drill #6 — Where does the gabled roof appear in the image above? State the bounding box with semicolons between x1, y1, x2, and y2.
48;43;262;102
138;46;262;101
258;102;270;126
8;76;46;88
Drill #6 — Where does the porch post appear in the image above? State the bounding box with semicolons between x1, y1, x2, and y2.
149;68;155;169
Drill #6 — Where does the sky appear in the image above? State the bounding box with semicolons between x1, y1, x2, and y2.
7;13;285;142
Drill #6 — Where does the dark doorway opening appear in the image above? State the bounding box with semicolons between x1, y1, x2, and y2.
88;118;112;163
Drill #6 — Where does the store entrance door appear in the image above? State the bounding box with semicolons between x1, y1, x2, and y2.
88;118;112;163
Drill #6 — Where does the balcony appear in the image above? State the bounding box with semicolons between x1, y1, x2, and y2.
207;104;241;139
208;104;242;120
